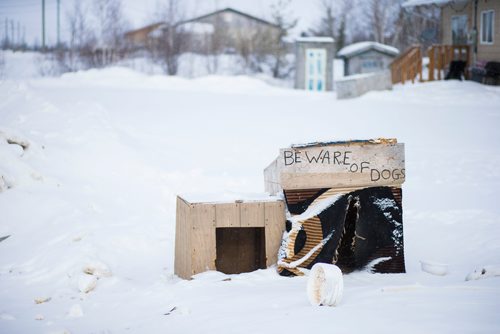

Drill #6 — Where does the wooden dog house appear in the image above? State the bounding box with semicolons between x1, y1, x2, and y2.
175;195;285;279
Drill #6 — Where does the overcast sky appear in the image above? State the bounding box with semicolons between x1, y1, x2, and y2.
0;0;323;47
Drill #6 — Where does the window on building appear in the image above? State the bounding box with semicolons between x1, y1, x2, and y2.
362;59;380;69
451;15;468;45
481;10;494;44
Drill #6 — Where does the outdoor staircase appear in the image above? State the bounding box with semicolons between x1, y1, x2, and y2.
391;44;470;85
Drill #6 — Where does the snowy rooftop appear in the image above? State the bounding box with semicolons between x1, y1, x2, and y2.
179;192;282;204
338;41;400;58
402;0;452;7
296;37;335;43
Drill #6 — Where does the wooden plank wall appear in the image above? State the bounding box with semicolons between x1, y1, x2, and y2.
241;202;265;227
191;203;217;277
174;196;192;279
264;201;286;267
264;158;281;196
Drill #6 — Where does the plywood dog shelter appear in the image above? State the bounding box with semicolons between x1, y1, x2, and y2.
175;196;285;279
264;139;406;275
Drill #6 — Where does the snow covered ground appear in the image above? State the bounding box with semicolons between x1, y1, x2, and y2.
1;52;500;333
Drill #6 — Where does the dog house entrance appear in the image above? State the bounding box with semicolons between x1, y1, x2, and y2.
216;227;266;274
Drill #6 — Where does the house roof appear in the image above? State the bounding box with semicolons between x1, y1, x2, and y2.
337;41;399;58
124;22;164;38
402;0;453;7
125;7;280;39
180;7;280;29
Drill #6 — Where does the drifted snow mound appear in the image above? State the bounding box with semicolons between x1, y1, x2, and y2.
82;261;112;278
307;263;343;307
0;130;42;191
465;265;500;281
420;260;449;276
78;274;98;294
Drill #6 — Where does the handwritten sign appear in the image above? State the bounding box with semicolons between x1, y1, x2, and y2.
277;143;405;189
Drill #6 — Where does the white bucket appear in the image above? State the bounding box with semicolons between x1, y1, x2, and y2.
307;263;343;307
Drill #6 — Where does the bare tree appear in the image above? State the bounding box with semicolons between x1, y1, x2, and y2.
310;0;353;50
392;4;440;50
365;0;406;45
148;0;189;75
268;0;297;78
368;0;388;43
310;0;336;38
204;15;225;74
69;2;96;49
64;1;94;71
90;0;129;67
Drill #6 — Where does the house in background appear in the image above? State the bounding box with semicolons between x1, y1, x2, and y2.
124;22;164;47
403;0;500;64
125;7;282;54
337;41;400;76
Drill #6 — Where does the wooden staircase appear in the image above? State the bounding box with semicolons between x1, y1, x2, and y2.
391;44;471;84
391;45;423;85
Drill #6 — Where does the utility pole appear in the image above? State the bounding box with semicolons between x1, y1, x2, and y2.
57;0;61;47
11;20;14;46
4;18;7;47
42;0;46;50
17;21;20;47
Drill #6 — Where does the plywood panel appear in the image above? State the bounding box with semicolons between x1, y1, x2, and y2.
174;196;192;279
215;203;240;227
264;201;286;267
277;143;405;190
191;203;216;276
241;202;265;227
264;158;282;196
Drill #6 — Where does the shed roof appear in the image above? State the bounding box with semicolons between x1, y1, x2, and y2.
337;41;399;58
296;36;335;43
179;192;282;204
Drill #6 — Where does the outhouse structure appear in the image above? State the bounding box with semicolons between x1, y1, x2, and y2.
295;37;336;92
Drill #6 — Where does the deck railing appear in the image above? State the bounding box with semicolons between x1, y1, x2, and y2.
427;45;470;81
390;45;423;85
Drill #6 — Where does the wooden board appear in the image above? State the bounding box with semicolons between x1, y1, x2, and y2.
264;201;286;267
190;203;216;276
215;203;240;227
174;196;192;279
277;142;405;190
241;202;265;227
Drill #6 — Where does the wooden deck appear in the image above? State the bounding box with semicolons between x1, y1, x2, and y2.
391;44;470;84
